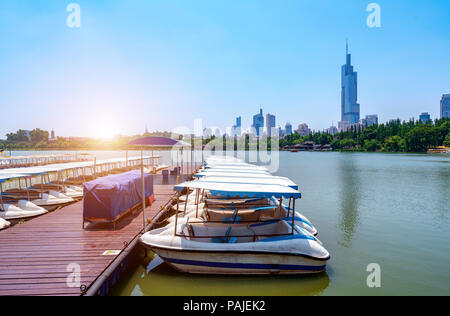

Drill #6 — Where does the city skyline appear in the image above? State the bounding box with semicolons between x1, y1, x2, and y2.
1;1;450;138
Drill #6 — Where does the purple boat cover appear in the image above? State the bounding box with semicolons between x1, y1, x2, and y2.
83;171;154;220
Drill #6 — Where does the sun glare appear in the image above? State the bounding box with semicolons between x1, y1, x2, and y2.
93;123;117;140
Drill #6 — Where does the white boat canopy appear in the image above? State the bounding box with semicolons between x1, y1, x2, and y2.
204;164;269;171
205;156;243;163
197;168;270;175
198;176;298;190
174;180;301;199
195;170;276;178
0;156;157;176
0;173;30;183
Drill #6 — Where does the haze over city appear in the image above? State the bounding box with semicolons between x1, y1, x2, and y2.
1;0;449;138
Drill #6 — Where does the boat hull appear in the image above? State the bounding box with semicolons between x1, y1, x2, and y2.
148;246;327;275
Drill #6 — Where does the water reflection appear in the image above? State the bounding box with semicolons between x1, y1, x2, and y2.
436;161;450;223
113;252;330;296
337;155;361;247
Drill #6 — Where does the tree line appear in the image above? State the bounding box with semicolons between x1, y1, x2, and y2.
280;118;450;153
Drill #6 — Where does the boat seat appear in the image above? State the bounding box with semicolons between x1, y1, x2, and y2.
221;209;241;224
211;226;237;243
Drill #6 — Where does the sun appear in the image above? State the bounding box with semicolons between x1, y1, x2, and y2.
92;123;117;140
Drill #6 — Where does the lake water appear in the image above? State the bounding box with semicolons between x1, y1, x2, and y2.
110;151;450;296
6;150;449;295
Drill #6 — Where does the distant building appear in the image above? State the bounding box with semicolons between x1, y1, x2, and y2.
296;123;311;136
266;113;276;137
50;129;55;140
341;41;360;125
419;112;432;124
203;128;223;138
326;125;338;135
338;121;350;132
285;122;293;136
441;94;450;119
252;107;264;136
360;114;378;127
203;128;212;138
232;116;242;136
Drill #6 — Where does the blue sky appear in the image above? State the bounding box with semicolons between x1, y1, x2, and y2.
0;0;449;138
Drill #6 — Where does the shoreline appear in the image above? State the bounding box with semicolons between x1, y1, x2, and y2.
2;148;443;155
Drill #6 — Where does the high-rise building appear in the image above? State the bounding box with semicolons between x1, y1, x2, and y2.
232;116;242;136
441;94;450;119
252;107;264;136
338;121;350;132
341;42;360;125
360;114;378;126
285;122;293;136
50;129;55;140
419;112;432;124
326;125;338;135
266;113;276;137
297;123;311;136
276;126;283;137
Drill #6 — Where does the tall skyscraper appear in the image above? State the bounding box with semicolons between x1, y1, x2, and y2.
232;116;242;136
285;122;293;136
341;42;360;125
441;94;450;119
266;113;276;137
252;107;264;136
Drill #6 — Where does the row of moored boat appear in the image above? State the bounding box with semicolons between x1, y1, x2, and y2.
140;156;330;275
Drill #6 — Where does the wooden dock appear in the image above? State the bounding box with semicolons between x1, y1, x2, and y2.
0;172;192;296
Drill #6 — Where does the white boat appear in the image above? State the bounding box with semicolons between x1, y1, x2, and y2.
0;174;49;220
0;173;75;212
0;200;48;221
140;176;329;275
62;187;83;200
0;218;11;230
31;191;74;211
141;218;329;275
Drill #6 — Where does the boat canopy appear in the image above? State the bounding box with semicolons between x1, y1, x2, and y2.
194;171;277;178
205;156;243;162
0;156;157;176
197;168;270;175
204;164;269;172
0;173;30;183
198;176;298;190
174;180;301;199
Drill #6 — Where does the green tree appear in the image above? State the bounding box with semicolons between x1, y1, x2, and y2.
6;130;30;142
404;125;439;152
340;138;356;149
444;133;450;147
364;139;381;152
30;128;49;143
383;136;405;152
318;133;332;145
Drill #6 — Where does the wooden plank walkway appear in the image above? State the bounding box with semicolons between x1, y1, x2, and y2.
0;172;189;296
